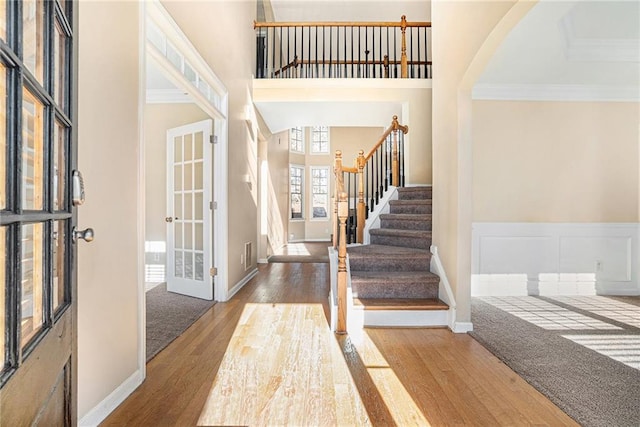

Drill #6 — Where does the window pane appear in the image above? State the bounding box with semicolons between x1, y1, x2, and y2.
0;0;6;40
290;166;303;219
52;221;66;313
311;168;328;218
0;227;5;366
53;122;67;211
0;64;6;209
54;20;66;108
22;88;45;210
23;0;45;84
290;127;303;153
21;223;44;347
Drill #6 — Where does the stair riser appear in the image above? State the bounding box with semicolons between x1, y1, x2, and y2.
370;234;431;250
390;204;432;214
397;188;432;200
349;256;430;272
380;218;432;231
352;280;439;299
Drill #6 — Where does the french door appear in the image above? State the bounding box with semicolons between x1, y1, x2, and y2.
166;119;214;300
0;0;79;424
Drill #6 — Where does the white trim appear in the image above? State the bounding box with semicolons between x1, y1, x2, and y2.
430;245;463;332
146;88;192;104
356;309;448;327
472;222;640;297
300;238;331;242
225;268;258;301
79;369;144;427
363;186;398;244
136;0;148;393
257;258;269;264
214;117;229;302
560;11;640;63
452;322;474;333
472;83;640;102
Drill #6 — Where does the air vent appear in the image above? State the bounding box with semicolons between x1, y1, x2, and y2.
244;242;253;271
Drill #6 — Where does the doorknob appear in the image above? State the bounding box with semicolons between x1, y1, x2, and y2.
165;217;178;223
73;227;94;243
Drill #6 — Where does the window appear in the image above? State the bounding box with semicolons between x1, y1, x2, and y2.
290;165;304;219
311;126;329;154
311;167;329;219
290;126;304;153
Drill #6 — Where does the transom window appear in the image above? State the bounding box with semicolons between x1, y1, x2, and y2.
311;126;329;154
311;167;329;219
290;165;304;219
290;126;304;153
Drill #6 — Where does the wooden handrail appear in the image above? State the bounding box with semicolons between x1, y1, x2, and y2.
332;115;408;333
255;20;431;28
364;115;408;161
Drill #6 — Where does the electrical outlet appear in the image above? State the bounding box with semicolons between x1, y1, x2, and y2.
595;260;602;271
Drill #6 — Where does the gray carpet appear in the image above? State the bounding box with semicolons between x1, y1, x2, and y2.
146;283;215;361
470;296;640;427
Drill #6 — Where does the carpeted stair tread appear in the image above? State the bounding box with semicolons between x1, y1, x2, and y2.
370;228;431;238
370;229;432;250
348;244;430;256
397;186;432;200
351;270;439;282
389;199;432;214
354;297;448;311
348;244;431;271
380;213;432;231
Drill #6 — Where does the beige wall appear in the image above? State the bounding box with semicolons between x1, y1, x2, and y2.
162;1;258;290
265;130;290;253
77;1;141;418
473;100;640;223
432;0;521;324
144;103;209;244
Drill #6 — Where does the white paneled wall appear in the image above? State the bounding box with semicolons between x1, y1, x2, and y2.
472;223;639;296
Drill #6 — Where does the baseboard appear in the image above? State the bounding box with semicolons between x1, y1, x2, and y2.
257;258;269;264
79;368;144;427
452;322;474;333
301;238;332;242
226;268;258;301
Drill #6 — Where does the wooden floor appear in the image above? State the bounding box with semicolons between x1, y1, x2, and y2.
102;263;577;426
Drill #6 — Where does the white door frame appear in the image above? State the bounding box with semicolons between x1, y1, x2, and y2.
139;0;230;376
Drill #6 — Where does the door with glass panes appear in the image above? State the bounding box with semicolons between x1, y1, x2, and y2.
0;1;80;424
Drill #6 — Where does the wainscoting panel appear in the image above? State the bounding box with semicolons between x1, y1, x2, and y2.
472;223;639;296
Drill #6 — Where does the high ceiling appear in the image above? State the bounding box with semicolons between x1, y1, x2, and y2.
267;0;429;22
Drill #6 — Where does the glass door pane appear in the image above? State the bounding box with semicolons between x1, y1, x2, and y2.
0;227;5;367
0;64;5;209
23;0;45;84
21;223;44;347
22;88;45;211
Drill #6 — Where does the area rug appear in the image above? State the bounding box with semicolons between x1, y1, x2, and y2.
470;296;640;427
146;283;215;361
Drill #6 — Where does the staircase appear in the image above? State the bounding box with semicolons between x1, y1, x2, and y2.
347;186;449;327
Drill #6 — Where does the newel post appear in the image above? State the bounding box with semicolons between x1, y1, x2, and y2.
336;192;349;334
356;150;366;243
391;115;400;186
400;15;408;78
333;151;344;248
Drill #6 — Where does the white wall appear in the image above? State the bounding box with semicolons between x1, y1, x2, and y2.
77;1;142;421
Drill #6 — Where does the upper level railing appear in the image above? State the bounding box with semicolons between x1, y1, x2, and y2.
332;116;408;333
255;16;431;79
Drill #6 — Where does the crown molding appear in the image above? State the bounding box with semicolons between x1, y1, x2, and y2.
560;11;640;63
472;83;640;102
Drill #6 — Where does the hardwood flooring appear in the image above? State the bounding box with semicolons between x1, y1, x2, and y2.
102;263;577;426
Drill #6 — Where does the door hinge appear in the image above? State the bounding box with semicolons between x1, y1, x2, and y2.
210;267;218;276
210;201;217;210
210;135;218;144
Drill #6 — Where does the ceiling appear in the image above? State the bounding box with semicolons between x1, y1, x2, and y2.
147;0;640;129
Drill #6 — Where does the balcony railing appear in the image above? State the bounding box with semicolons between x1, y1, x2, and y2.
255;16;431;79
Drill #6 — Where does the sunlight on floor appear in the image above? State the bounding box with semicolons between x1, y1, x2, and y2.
197;303;370;426
480;296;621;330
349;330;431;426
550;296;640;329
562;335;640;370
276;243;312;256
